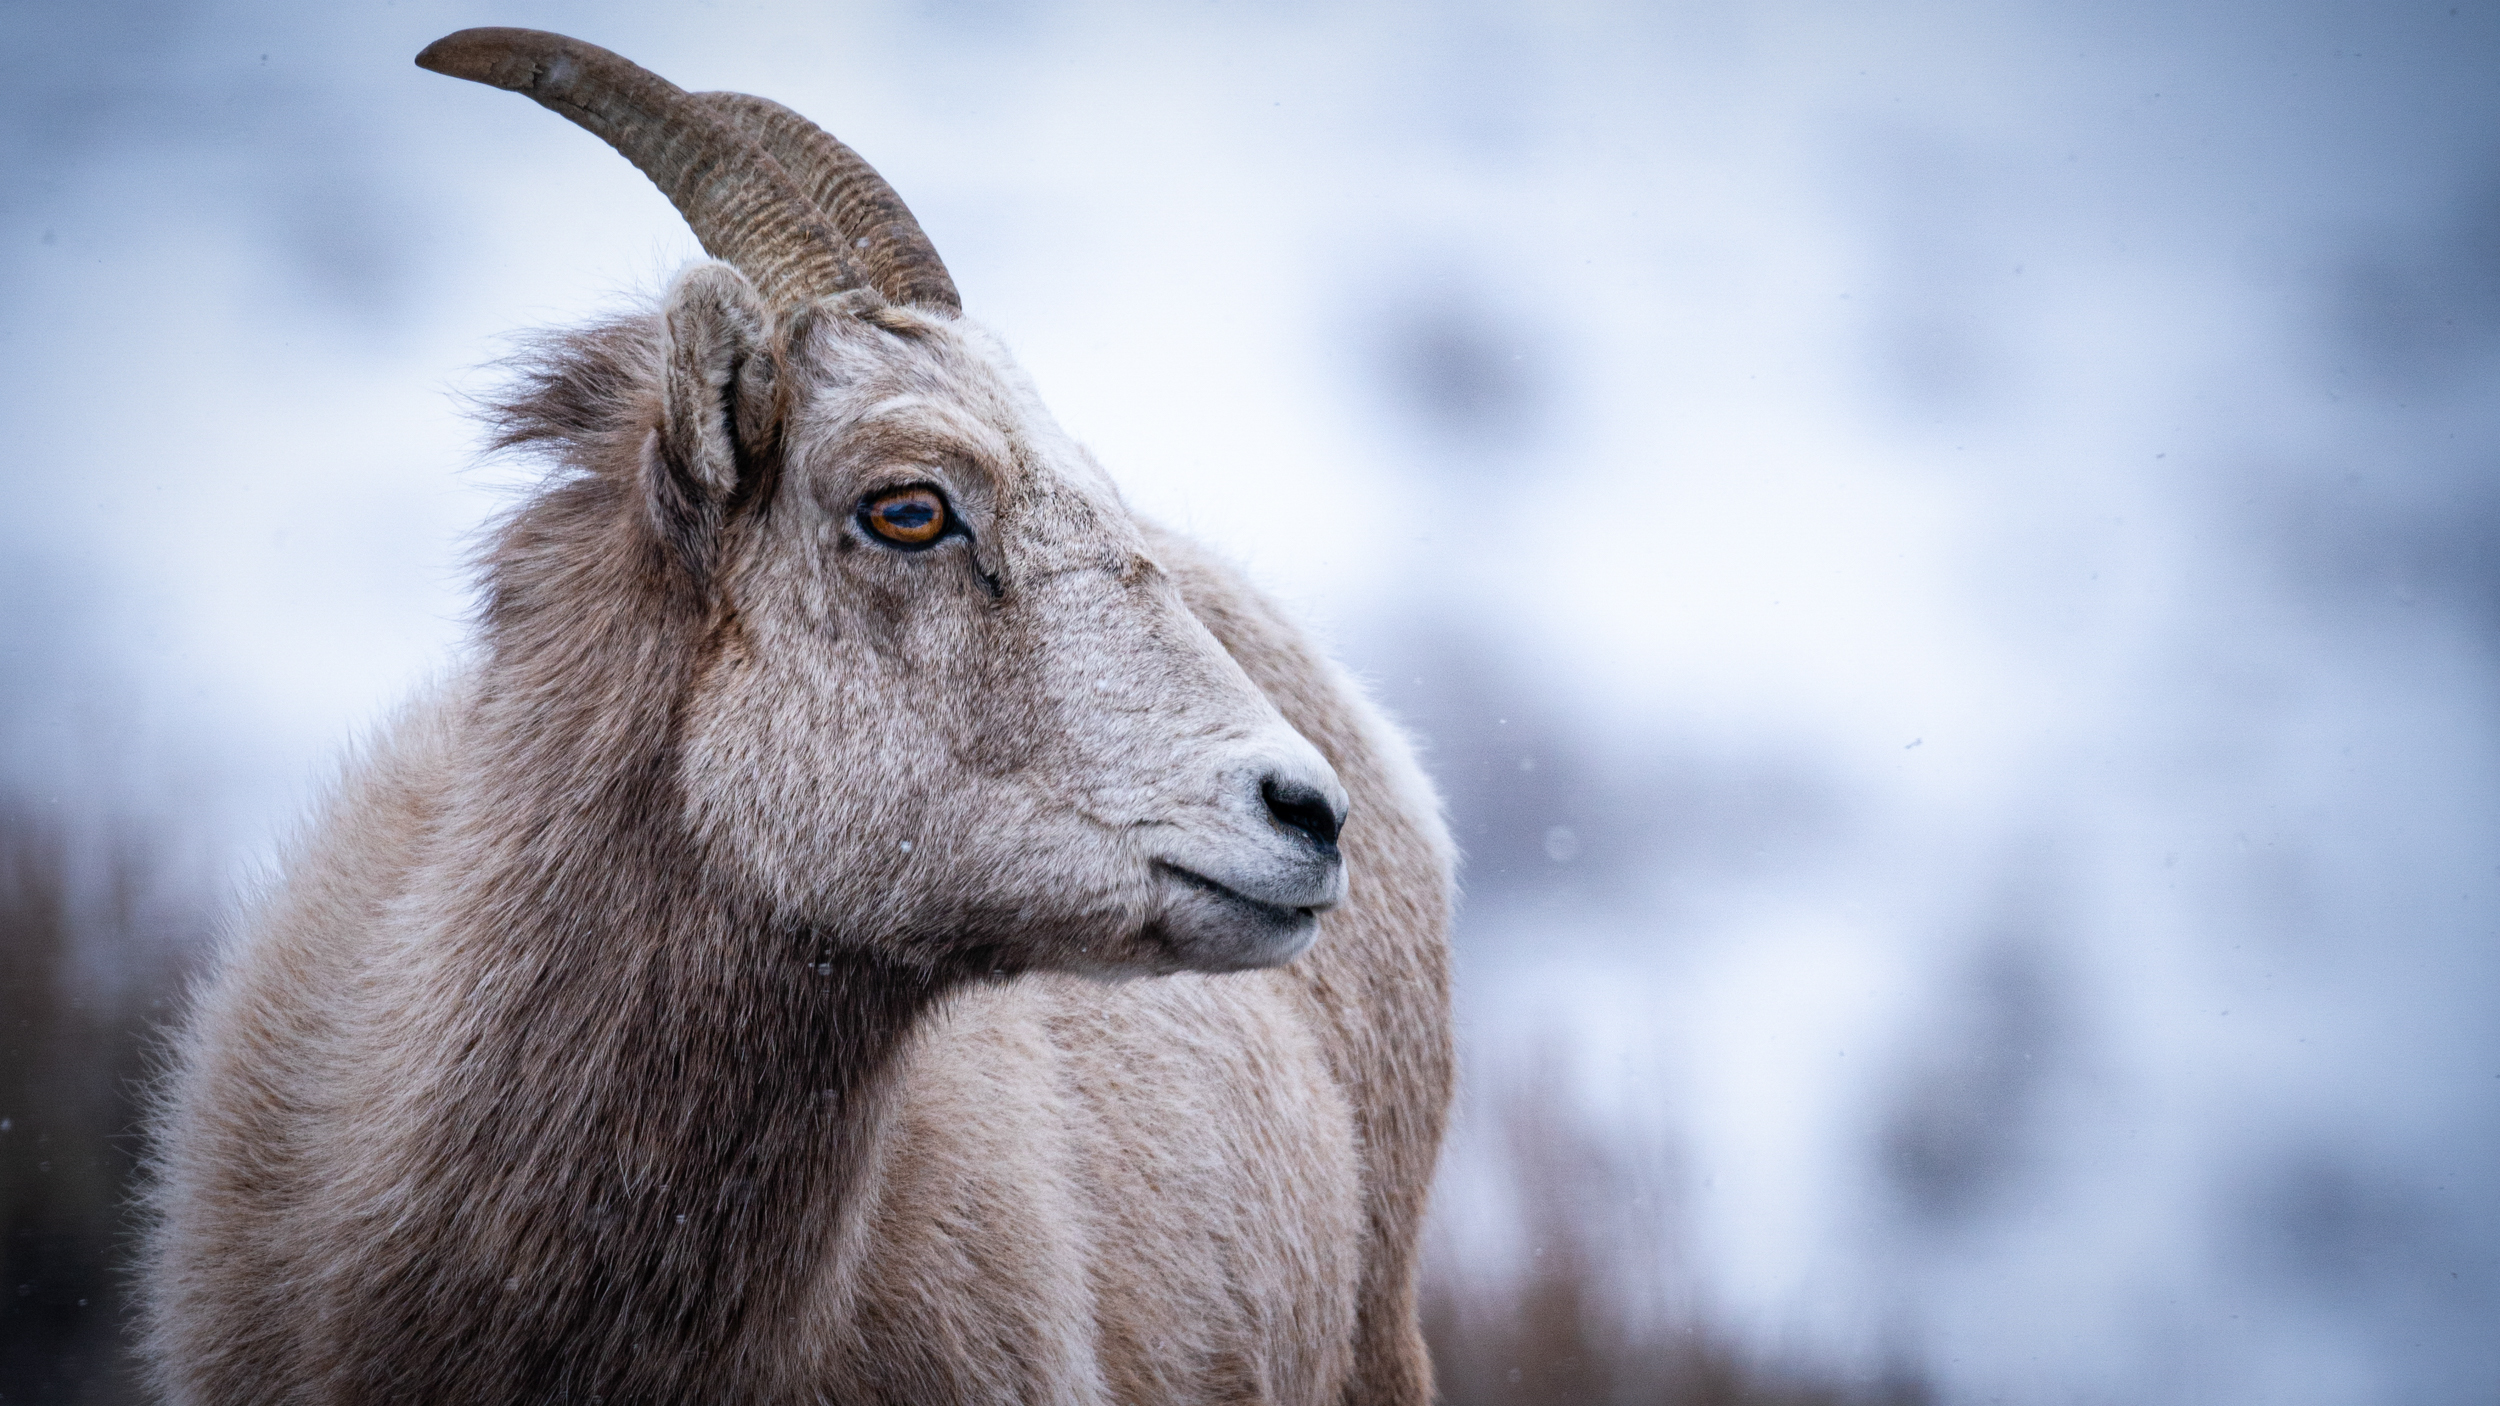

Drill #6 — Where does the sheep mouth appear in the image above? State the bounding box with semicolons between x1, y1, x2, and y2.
1148;861;1321;972
1154;862;1309;925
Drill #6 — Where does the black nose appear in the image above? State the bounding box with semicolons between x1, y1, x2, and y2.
1261;776;1345;851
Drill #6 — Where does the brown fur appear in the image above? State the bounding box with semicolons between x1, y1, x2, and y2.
139;267;1453;1405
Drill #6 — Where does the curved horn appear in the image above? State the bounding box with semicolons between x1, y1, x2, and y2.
415;27;868;309
693;92;961;314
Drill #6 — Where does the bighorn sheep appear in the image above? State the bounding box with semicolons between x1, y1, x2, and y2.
138;28;1453;1406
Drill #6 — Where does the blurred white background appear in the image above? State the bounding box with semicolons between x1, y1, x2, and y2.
6;2;2499;1402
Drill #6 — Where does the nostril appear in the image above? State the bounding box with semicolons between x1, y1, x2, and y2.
1261;776;1345;851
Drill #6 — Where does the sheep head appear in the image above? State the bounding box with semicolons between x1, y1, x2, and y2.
426;29;1347;977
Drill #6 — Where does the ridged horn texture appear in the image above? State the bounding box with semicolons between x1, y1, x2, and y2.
692;92;961;313
415;27;868;309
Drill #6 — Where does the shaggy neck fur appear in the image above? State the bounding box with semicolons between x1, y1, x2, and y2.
331;416;958;1403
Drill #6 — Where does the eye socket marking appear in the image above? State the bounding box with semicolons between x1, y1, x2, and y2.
860;486;949;548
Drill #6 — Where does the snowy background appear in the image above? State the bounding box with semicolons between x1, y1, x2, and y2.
6;1;2499;1402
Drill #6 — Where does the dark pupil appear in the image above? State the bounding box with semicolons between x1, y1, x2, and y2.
881;500;936;531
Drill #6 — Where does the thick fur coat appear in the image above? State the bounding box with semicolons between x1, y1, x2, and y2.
140;273;1455;1405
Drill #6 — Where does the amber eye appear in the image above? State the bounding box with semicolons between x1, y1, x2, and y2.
861;487;948;547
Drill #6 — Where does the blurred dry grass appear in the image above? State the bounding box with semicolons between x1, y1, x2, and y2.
1421;1064;1927;1406
1;800;198;1406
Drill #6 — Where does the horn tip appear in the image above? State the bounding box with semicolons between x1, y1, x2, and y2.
416;27;562;91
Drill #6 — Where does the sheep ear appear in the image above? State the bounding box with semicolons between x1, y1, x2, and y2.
647;263;778;581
